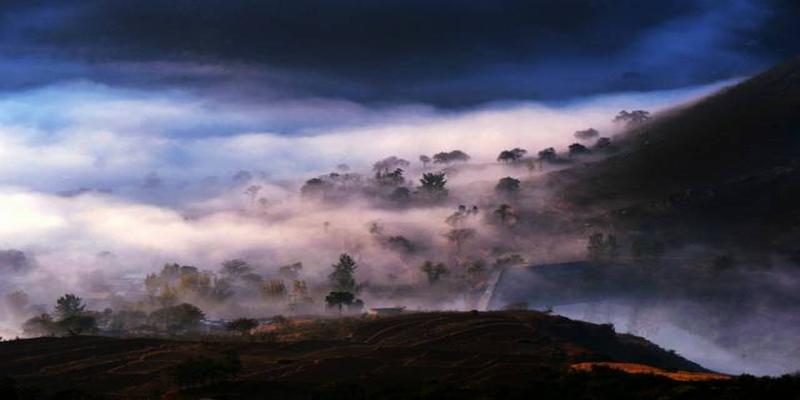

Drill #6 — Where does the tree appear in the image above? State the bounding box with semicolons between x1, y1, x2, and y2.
329;253;358;292
22;313;56;337
58;314;98;336
386;235;415;254
445;207;467;227
420;261;448;285
466;259;487;282
289;280;313;310
495;177;521;194
494;204;516;225
373;156;410;175
261;279;287;299
226;318;259;335
613;110;650;126
373;156;410;186
150;303;205;333
156;285;180;307
574;128;599;141
568;143;590;157
380;168;406;186
325;291;355;316
433;150;470;164
55;294;85;320
110;310;148;332
497;148;527;163
445;228;476;253
537;147;557;162
419;154;431;168
221;259;252;278
418;172;448;200
389;187;412;204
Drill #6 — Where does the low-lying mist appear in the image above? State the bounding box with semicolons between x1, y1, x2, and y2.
5;77;797;377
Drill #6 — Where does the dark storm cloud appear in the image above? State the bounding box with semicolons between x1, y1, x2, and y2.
0;0;798;106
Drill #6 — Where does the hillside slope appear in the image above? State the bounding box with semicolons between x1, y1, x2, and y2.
549;56;800;249
0;311;719;399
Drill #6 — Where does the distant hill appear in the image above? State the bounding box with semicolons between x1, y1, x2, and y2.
549;56;800;251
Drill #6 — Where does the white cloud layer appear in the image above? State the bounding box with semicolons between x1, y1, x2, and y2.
0;78;735;193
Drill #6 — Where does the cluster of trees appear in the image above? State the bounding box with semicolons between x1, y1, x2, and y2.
492;110;644;171
431;150;470;164
18;253;366;337
368;221;417;254
373;156;410;186
417;253;525;290
301;151;469;206
21;293;207;336
141;259;314;314
144;263;236;307
614;110;650;126
497;148;527;163
300;171;363;199
22;294;99;336
300;112;645;207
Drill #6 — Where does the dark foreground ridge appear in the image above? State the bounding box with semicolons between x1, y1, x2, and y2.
1;311;799;399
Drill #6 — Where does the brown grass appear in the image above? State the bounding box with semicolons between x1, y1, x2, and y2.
570;362;732;382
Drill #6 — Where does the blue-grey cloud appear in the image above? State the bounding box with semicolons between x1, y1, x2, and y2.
0;0;795;107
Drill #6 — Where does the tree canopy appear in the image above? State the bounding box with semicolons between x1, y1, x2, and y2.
497;148;527;163
613;110;650;125
55;294;85;320
418;172;448;200
329;253;358;292
495;177;521;193
433;150;470;164
537;147;557;161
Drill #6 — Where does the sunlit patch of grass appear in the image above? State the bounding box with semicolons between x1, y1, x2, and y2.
570;362;731;381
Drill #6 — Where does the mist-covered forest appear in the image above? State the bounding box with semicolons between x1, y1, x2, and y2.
4;2;800;398
4;85;800;377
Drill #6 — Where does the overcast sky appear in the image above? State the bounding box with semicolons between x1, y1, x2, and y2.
0;0;796;193
1;0;797;105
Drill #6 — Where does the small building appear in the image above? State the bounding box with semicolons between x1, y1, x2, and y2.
368;307;405;316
